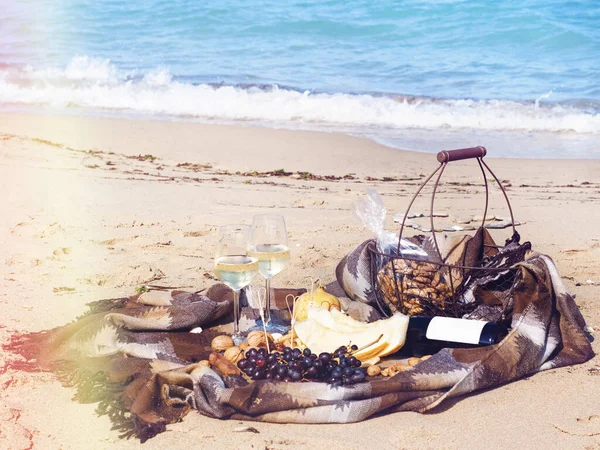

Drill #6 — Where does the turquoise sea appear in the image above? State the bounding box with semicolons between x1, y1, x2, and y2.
1;0;599;158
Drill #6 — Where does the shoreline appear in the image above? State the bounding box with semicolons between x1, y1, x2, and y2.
1;111;598;449
1;111;600;162
1;109;599;161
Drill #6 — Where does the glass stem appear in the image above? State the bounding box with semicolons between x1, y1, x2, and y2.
264;278;272;324
233;289;240;336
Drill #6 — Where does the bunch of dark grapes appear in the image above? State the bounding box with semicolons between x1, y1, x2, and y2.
237;344;367;387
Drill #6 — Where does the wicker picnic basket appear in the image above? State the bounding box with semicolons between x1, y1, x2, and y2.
372;146;529;319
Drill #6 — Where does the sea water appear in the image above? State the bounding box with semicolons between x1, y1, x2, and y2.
1;0;599;158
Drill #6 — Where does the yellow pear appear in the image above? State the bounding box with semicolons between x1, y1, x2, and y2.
293;284;341;322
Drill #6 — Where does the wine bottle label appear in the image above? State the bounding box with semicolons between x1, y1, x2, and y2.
426;317;488;345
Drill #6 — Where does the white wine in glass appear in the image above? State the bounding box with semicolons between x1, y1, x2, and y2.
214;225;258;340
249;244;290;279
249;214;289;330
214;255;258;291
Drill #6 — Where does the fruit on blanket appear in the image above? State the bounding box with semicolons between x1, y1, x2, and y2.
294;283;341;322
243;346;259;356
236;344;367;385
211;335;235;352
293;307;409;362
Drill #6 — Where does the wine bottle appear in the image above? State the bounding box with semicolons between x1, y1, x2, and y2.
401;316;509;357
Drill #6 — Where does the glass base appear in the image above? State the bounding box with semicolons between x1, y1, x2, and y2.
231;333;246;346
252;317;290;335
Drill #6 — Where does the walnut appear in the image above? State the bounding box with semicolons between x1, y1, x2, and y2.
211;335;235;352
223;346;244;364
247;331;273;348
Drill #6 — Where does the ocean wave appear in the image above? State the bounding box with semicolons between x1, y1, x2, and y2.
1;57;599;135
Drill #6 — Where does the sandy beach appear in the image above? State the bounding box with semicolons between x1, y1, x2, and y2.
1;112;599;450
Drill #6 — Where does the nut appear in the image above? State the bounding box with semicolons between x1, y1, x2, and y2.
381;364;410;377
239;342;249;351
199;360;211;367
275;331;292;344
407;357;421;367
247;331;273;348
209;352;240;376
248;330;274;341
367;365;382;377
420;354;432;361
246;330;264;341
223;346;244;364
211;335;235;352
378;258;450;316
412;276;431;284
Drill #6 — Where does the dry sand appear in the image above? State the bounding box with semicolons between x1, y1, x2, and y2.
1;112;599;450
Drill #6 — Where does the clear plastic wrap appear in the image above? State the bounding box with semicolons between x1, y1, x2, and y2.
352;189;427;258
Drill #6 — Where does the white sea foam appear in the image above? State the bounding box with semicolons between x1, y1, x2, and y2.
1;57;599;135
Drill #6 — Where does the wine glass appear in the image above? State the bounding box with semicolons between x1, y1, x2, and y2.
249;214;290;331
214;225;258;341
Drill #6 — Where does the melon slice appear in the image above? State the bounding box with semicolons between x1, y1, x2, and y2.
293;306;409;361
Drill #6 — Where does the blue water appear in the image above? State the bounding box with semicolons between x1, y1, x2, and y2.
1;0;599;157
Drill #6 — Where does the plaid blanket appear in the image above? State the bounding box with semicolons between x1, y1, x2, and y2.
3;234;593;442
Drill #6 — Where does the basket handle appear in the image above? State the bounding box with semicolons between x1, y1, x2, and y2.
437;146;487;163
397;146;517;263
